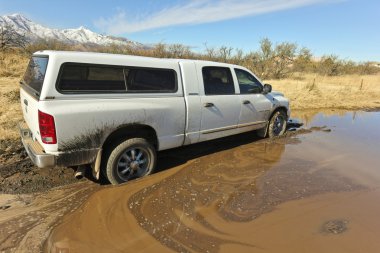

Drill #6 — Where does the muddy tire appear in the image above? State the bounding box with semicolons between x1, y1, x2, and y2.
268;110;287;138
105;138;156;185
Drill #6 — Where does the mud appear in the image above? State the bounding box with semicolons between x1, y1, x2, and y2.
44;111;380;253
0;140;79;194
0;182;99;252
321;219;349;234
0;140;98;252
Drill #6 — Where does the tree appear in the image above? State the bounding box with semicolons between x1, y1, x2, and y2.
293;47;313;72
217;46;233;62
246;38;274;79
0;24;29;51
167;44;192;58
246;38;299;79
272;42;297;79
357;62;378;75
318;55;341;76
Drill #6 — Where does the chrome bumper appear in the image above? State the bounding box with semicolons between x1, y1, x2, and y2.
18;122;56;168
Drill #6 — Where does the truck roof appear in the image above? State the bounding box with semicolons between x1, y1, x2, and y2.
33;50;241;68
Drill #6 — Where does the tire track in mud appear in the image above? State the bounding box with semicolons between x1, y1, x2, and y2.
0;182;99;253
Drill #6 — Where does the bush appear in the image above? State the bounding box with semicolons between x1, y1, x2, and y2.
1;29;378;79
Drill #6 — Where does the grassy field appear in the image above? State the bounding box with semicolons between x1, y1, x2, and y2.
1;52;379;148
269;73;380;110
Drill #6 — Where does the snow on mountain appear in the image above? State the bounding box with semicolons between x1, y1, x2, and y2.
0;13;143;48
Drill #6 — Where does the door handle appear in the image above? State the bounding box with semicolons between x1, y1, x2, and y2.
204;102;214;107
243;100;250;104
24;99;28;106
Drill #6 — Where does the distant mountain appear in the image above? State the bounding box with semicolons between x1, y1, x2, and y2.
0;13;144;48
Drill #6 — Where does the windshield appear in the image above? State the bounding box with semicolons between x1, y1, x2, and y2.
22;56;48;95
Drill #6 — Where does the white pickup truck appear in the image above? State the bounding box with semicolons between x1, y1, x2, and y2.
19;51;290;184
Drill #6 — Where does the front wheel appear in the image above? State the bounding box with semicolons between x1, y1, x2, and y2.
268;110;287;138
105;138;156;185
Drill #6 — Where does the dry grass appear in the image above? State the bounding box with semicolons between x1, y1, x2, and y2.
0;77;23;143
1;52;379;144
0;52;29;78
267;73;380;110
0;52;29;145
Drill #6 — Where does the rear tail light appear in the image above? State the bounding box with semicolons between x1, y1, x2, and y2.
38;110;57;144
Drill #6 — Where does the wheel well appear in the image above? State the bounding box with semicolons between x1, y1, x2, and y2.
269;106;288;120
102;124;158;152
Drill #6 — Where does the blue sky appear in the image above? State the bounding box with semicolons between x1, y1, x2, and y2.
0;0;379;61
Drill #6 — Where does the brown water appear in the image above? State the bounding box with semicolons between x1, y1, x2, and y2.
46;111;380;253
0;182;99;252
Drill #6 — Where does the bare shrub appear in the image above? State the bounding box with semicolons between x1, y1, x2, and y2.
317;55;342;76
0;35;378;80
25;39;80;54
293;47;313;73
272;42;297;79
0;24;29;52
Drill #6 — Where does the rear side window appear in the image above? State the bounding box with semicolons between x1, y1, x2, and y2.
58;64;126;92
22;56;49;94
57;64;177;93
202;67;235;95
125;68;177;92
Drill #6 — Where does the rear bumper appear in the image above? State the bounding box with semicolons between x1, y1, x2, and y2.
18;122;56;168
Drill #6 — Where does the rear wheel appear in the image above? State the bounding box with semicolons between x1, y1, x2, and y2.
105;138;156;185
268;110;287;138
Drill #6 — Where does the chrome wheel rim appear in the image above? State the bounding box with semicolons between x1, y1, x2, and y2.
273;115;285;136
116;147;150;181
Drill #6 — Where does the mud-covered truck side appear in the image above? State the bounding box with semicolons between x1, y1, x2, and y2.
19;51;290;184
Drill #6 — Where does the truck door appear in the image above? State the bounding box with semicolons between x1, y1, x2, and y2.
233;68;272;127
196;64;241;141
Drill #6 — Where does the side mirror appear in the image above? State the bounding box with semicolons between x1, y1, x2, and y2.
262;84;272;94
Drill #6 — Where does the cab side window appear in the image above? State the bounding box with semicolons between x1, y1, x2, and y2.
235;69;263;94
202;67;235;95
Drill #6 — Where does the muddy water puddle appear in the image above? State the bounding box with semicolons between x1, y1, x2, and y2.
46;111;380;253
4;111;380;253
0;182;100;252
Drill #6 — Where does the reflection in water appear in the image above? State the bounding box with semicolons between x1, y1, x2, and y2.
291;109;350;126
46;111;380;253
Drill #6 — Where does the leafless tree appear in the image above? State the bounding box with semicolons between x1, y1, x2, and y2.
272;42;297;79
0;24;29;52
